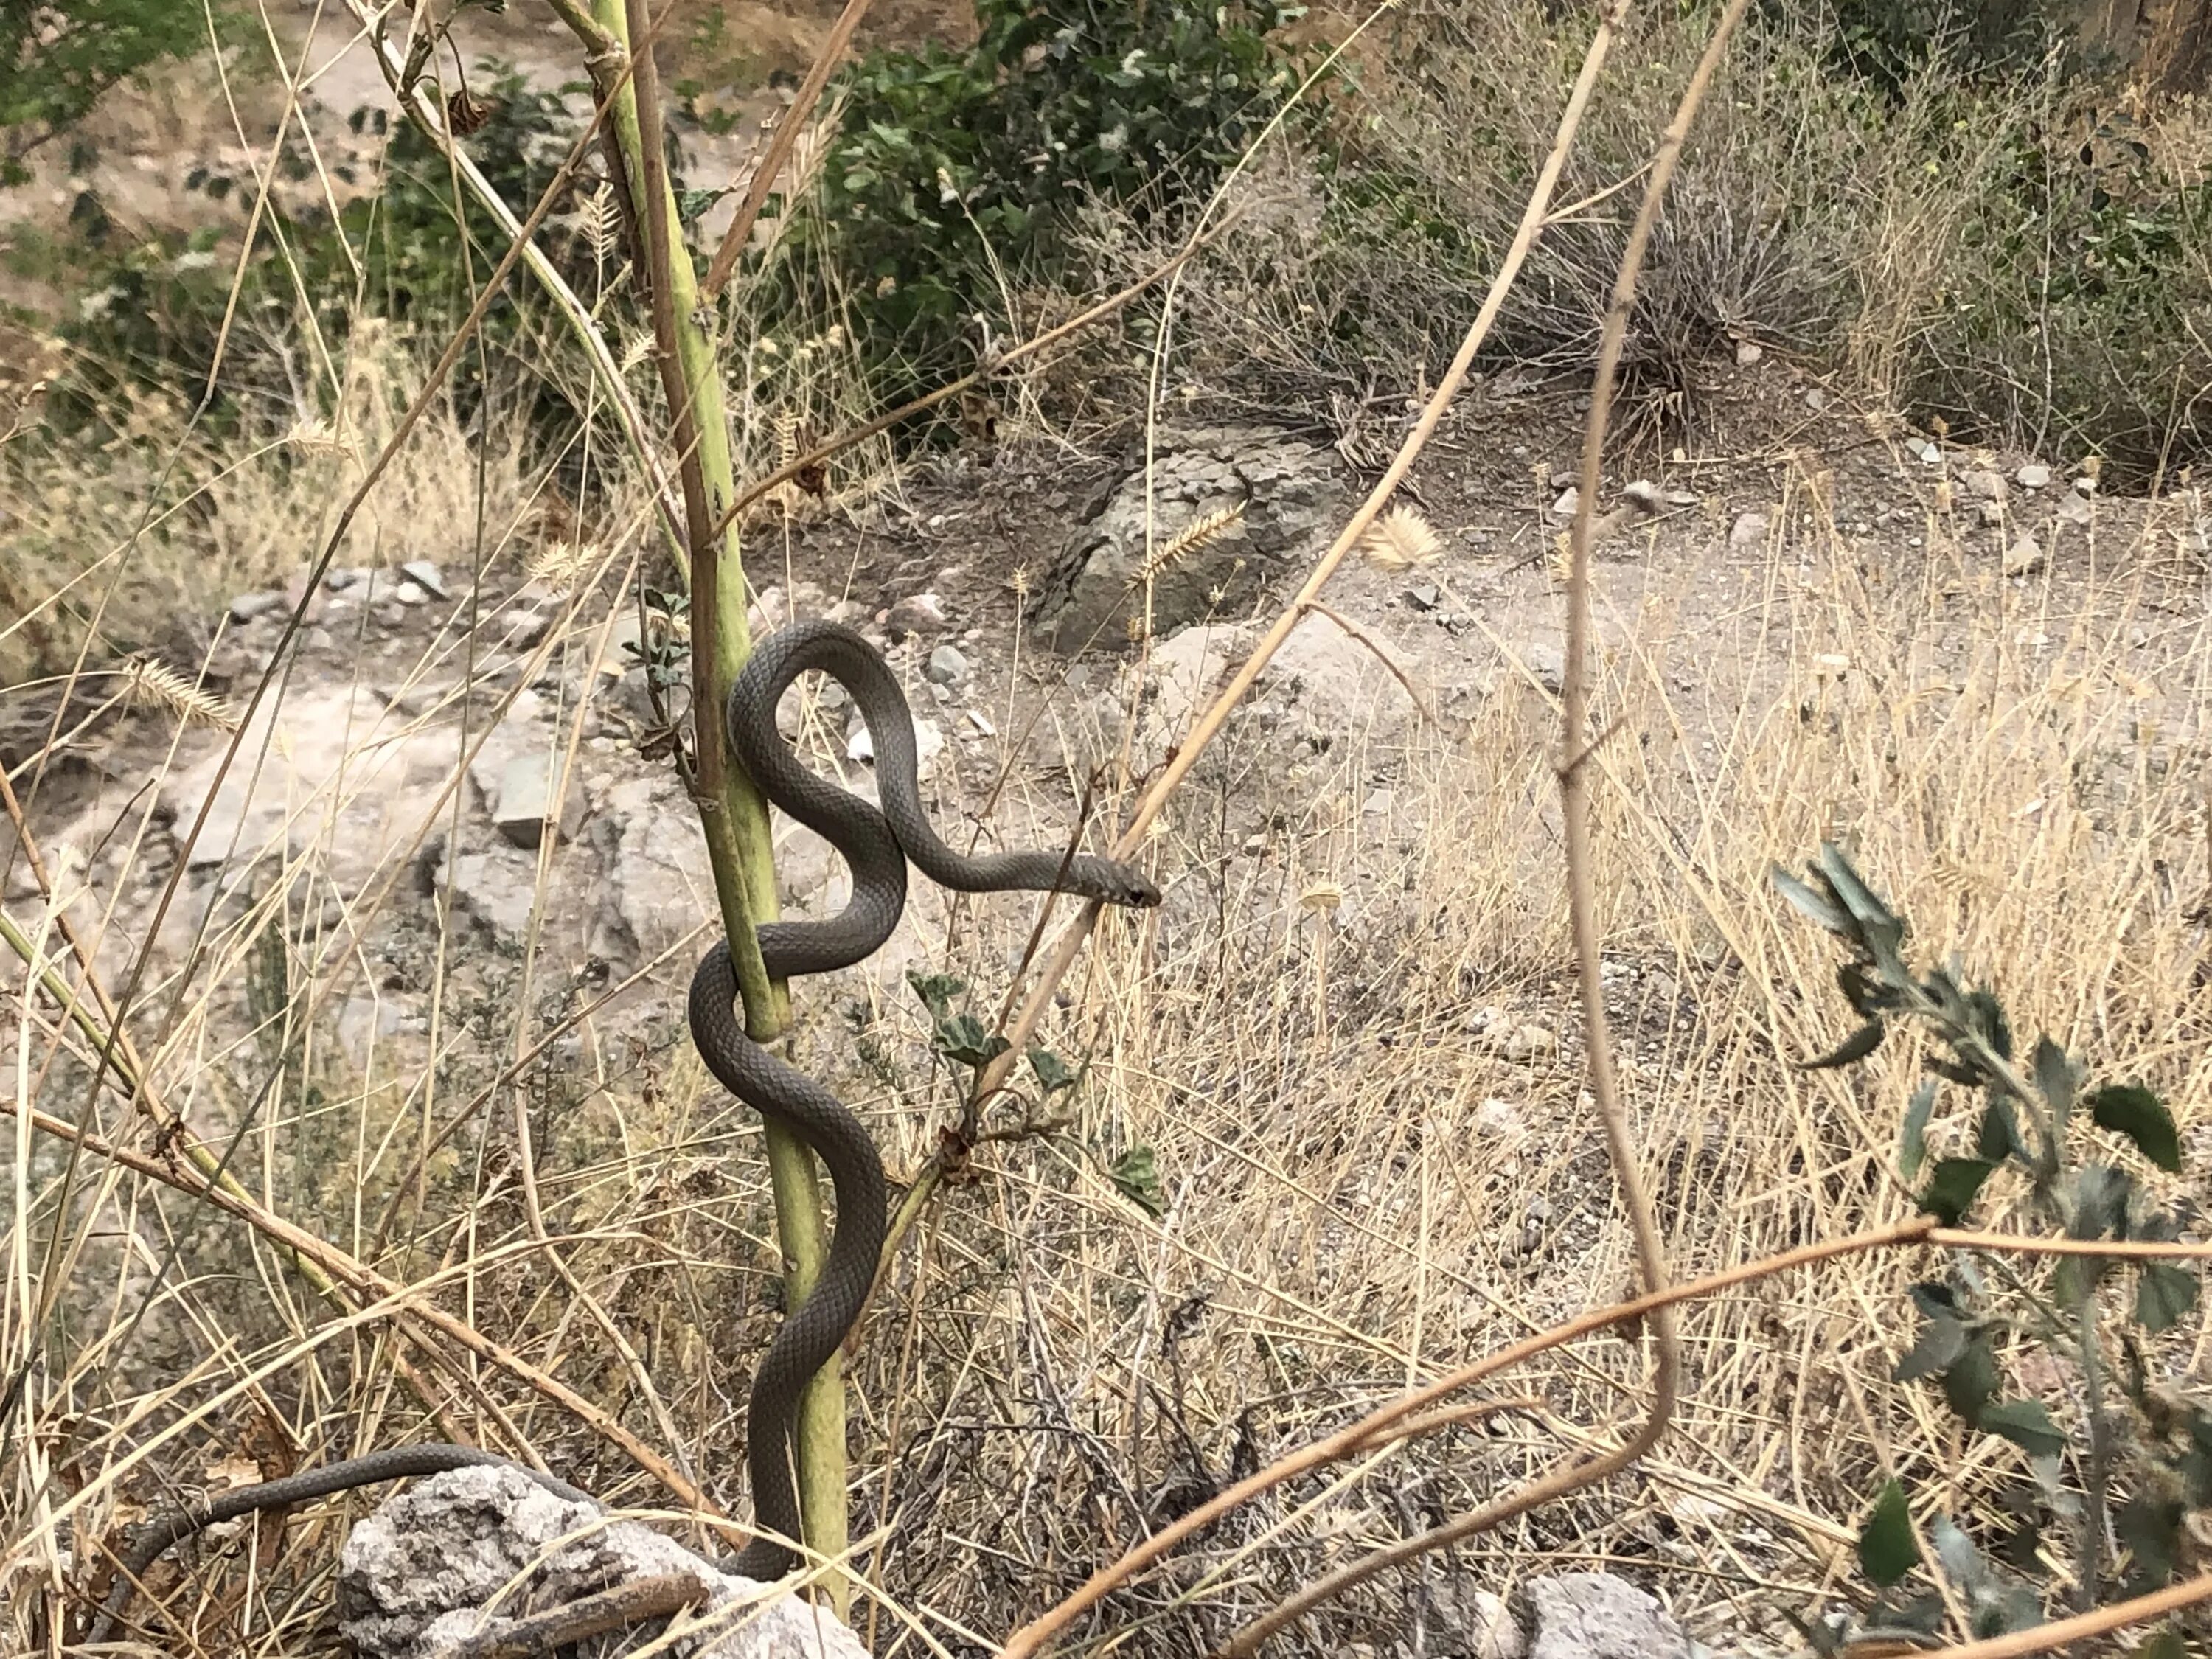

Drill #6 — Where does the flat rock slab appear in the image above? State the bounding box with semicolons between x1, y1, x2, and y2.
339;1464;869;1659
1528;1572;1688;1659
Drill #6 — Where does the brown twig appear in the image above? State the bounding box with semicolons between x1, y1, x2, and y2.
992;1216;1938;1659
1295;600;1436;725
1912;1571;2212;1657
699;0;875;302
448;1572;709;1659
1219;7;1756;1646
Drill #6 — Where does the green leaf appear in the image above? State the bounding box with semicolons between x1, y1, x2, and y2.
1900;1080;1938;1181
906;970;965;1021
1918;1158;1994;1225
1027;1046;1079;1095
2139;1634;2186;1659
2136;1262;2199;1334
1894;1316;1968;1382
1110;1144;1166;1217
933;1013;1010;1069
2118;1495;2184;1590
1980;1399;2067;1458
2088;1085;2183;1172
1799;1020;1885;1071
2067;1163;2132;1241
1773;863;1850;934
1977;1095;2026;1164
1941;1334;2000;1424
1858;1479;1920;1587
2033;1036;2075;1123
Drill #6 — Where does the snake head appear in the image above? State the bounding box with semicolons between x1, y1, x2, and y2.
1081;858;1161;910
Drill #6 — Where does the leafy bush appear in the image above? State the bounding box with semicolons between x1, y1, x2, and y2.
776;0;1311;397
1778;845;2206;1653
1;1;232;183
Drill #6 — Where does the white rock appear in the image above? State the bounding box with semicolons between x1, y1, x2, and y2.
1549;487;1580;521
1527;1571;1689;1659
397;560;448;599
1733;339;1763;366
2014;462;2052;490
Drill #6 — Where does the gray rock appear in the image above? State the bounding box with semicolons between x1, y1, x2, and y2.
1025;425;1345;653
1804;386;1828;411
489;752;586;849
1733;338;1763;366
2014;462;2052;490
1429;1578;1527;1658
925;644;970;686
1907;438;1941;465
229;590;285;624
1407;584;1439;611
2072;473;2097;497
327;566;371;592
1728;510;1770;548
605;779;715;964
338;1464;867;1659
886;591;948;639
428;844;542;943
2053;491;2093;526
1550;487;1580;521
1960;469;2006;502
398;560;448;599
1527;1573;1688;1659
1523;639;1566;695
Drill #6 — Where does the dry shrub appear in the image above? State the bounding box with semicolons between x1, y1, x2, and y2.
10;463;2208;1654
0;323;530;685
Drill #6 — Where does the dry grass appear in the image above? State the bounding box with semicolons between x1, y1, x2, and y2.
4;419;2208;1654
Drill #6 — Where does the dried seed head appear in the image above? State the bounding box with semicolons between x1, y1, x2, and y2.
1360;504;1441;570
1135;502;1245;586
123;656;237;731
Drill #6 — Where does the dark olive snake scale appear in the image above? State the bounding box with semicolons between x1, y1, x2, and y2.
87;620;1158;1643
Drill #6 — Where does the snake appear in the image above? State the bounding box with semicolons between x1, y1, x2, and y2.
87;619;1160;1643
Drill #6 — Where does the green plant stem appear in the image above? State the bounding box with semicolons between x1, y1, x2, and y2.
2076;1294;2110;1613
585;0;846;1608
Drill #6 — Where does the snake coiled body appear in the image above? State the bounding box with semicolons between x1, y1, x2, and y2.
88;621;1158;1640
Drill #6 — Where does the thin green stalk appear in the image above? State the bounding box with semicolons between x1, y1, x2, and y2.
580;0;846;1607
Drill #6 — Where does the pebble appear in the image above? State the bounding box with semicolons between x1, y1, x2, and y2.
1406;585;1439;611
886;591;949;638
1961;469;2006;502
1549;487;1579;521
2073;474;2097;497
1907;438;1941;465
2015;462;2052;490
2003;535;2045;577
1735;339;1763;366
229;590;285;624
398;560;448;599
1804;387;1828;411
925;644;970;686
1728;510;1770;548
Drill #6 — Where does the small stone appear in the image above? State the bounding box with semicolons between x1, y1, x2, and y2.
1907;437;1941;465
392;583;430;608
1522;641;1565;695
2073;473;2097;497
925;644;970;686
1734;338;1763;366
229;590;285;624
397;560;448;599
2053;491;2093;526
824;598;866;626
2003;535;2045;577
490;754;585;849
1804;386;1829;411
886;591;949;638
1503;1023;1557;1062
1361;787;1394;817
326;567;369;592
2015;462;2052;490
1728;510;1770;548
1475;1098;1526;1139
1961;469;2006;502
1549;467;1575;488
1406;584;1439;611
1549;487;1579;521
846;721;874;763
1977;501;2005;526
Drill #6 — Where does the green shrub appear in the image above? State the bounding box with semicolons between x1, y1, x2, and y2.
773;0;1312;399
1;1;234;183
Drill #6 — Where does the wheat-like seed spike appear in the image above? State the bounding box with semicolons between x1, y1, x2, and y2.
618;331;654;375
1135;502;1245;586
774;408;799;470
583;184;620;262
1360;504;1441;570
284;414;357;459
525;540;600;594
124;656;237;731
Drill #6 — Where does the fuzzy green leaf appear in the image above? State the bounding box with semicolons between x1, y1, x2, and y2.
1027;1046;1080;1095
1800;1020;1886;1071
1980;1399;2067;1458
2137;1263;2200;1335
1941;1334;1999;1424
1977;1095;2027;1165
1110;1144;1166;1217
1893;1316;1968;1382
906;970;966;1021
933;1013;1009;1069
1899;1080;1938;1181
1773;864;1850;935
1858;1479;1920;1587
2033;1036;2075;1124
1919;1158;1994;1225
2088;1085;2183;1173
